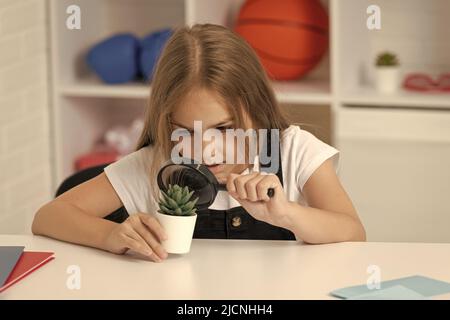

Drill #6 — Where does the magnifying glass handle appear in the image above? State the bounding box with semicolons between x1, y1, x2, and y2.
219;184;275;198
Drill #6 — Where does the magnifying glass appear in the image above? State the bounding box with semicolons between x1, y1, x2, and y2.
157;158;275;210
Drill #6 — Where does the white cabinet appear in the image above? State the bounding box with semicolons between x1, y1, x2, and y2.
337;107;450;242
333;0;450;242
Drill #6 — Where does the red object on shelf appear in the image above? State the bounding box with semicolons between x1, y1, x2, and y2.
75;150;120;171
403;73;450;92
0;251;55;293
235;0;329;80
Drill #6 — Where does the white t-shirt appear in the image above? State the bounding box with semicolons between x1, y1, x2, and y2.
104;125;339;216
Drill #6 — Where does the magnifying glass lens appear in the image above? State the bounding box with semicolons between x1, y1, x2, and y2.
158;164;217;209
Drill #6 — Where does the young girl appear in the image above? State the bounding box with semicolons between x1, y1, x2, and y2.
32;24;365;263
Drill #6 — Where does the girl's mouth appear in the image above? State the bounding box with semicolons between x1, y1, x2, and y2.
206;164;224;174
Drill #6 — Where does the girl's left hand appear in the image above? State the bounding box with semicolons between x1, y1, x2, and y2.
226;172;292;228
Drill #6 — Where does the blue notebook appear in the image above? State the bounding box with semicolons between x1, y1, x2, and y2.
0;246;25;286
331;275;450;299
347;285;428;300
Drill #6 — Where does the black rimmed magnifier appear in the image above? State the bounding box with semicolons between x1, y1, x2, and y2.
157;158;275;210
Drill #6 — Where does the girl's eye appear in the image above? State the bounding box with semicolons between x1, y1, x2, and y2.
173;128;192;137
216;126;232;131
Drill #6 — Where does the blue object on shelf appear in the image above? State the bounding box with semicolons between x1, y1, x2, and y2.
87;33;139;84
139;28;173;81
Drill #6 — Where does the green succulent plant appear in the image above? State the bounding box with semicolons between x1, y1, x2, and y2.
158;184;198;216
376;52;399;67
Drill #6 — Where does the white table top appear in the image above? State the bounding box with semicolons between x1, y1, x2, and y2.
1;235;450;300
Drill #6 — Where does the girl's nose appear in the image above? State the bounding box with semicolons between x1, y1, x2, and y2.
202;136;224;165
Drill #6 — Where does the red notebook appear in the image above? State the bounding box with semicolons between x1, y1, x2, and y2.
0;251;55;293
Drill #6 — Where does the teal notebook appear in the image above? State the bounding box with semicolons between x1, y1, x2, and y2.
347;285;428;300
331;275;450;299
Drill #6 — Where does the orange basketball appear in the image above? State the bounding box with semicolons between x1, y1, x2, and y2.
235;0;329;80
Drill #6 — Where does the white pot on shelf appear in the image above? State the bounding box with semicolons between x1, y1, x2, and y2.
154;212;197;254
375;66;400;94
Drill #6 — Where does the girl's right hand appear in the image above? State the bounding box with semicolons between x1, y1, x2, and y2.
102;213;168;262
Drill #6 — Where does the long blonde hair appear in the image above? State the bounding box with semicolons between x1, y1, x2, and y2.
135;23;289;197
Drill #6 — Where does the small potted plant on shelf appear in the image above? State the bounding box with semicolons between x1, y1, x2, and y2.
156;184;198;254
375;51;400;94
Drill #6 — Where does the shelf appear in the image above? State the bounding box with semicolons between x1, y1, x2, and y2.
271;79;331;105
59;78;332;104
59;79;150;99
341;87;450;109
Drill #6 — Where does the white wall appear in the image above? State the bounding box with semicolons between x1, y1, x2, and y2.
0;0;52;234
369;0;450;84
336;0;450;91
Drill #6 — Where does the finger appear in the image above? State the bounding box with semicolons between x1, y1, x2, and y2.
226;173;239;195
124;228;161;262
257;175;280;202
121;233;153;259
133;218;168;260
245;174;266;201
234;173;258;200
139;214;168;242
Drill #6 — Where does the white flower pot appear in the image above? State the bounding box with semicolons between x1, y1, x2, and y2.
375;67;400;94
154;212;197;254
